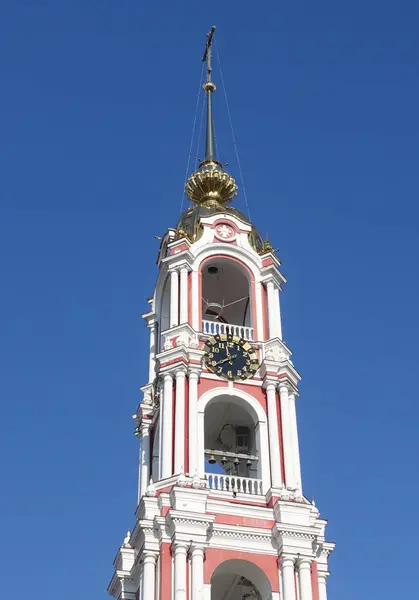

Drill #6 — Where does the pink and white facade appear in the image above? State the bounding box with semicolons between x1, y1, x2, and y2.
108;27;334;600
108;211;335;600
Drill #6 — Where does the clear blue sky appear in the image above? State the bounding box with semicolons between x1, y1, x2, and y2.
1;1;418;598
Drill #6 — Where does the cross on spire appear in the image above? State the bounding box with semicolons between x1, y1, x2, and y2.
202;25;217;163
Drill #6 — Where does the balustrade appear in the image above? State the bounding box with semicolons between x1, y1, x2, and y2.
206;473;263;495
202;320;254;341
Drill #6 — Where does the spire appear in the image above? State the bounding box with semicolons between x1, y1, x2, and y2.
202;26;217;162
185;27;238;207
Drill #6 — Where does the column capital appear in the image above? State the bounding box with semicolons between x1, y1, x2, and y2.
278;380;291;392
171;541;189;554
296;556;312;569
188;368;201;381
278;554;295;568
190;543;206;557
163;372;174;382
143;551;158;564
175;366;188;377
140;420;151;436
263;377;278;392
317;570;330;581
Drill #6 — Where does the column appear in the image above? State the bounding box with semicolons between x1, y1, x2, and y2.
161;373;173;478
289;392;302;495
148;321;156;382
191;545;205;600
174;369;186;473
173;543;188;600
266;280;277;339
279;383;296;490
179;267;189;324
191;270;199;331
266;381;283;488
170;269;179;328
140;421;151;499
142;552;157;600
280;555;296;600
188;371;199;475
274;286;283;339
298;559;313;600
318;572;329;600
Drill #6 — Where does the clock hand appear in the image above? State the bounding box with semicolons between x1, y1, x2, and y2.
214;354;237;366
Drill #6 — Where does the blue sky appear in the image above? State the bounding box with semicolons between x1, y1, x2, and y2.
1;1;418;598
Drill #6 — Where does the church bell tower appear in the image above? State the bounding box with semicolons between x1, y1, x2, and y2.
108;27;335;600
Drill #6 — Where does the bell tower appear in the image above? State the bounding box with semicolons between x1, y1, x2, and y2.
108;26;335;600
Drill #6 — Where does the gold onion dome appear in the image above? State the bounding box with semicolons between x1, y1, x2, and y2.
185;159;238;207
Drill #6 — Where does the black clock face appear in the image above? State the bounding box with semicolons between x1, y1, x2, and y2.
204;334;259;381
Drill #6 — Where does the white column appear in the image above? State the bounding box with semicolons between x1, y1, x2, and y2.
179;267;189;324
140;421;151;499
173;543;188;600
279;383;296;490
274;286;283;340
137;433;142;505
298;559;313;600
255;280;264;341
280;556;296;600
318;572;329;600
170;269;179;328
191;545;205;600
289;392;302;495
266;381;283;488
266;280;280;339
142;553;157;600
161;373;173;478
148;321;156;382
188;371;199;475
191;270;200;331
174;369;186;474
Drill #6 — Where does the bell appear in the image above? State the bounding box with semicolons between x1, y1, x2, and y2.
233;457;240;466
208;454;216;464
246;459;252;468
221;455;228;466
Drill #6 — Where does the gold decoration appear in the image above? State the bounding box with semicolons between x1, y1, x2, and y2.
185;160;238;207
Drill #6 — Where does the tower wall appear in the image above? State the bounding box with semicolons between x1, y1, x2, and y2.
109;211;335;600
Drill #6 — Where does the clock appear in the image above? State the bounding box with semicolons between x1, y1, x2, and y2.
204;333;259;381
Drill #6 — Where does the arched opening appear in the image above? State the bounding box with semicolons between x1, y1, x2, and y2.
211;559;273;600
201;257;254;341
204;394;264;495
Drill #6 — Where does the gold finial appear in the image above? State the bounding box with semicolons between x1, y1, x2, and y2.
185;27;238;207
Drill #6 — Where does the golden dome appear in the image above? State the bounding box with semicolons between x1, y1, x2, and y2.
185;160;238;207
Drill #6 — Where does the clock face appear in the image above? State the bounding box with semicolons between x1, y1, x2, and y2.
204;334;259;381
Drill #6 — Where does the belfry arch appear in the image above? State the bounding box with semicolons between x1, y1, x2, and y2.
197;387;271;493
210;559;274;600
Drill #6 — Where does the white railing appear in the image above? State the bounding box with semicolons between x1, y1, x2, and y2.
202;320;254;341
206;473;263;495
